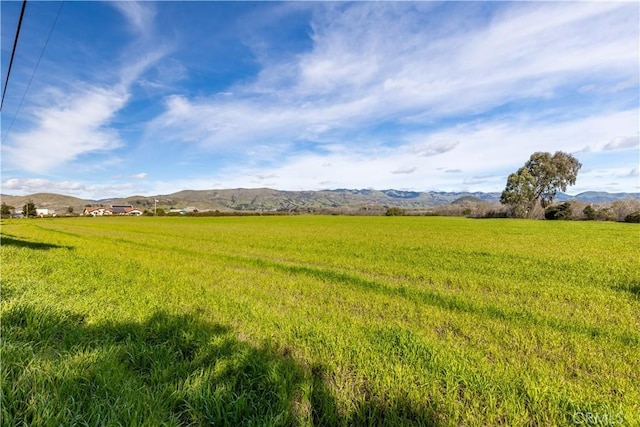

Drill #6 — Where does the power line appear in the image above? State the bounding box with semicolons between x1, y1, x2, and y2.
3;1;64;140
1;0;28;112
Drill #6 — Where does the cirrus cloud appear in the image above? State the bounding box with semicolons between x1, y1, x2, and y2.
603;134;639;151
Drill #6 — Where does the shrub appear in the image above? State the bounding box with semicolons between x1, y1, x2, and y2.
583;205;597;220
624;211;640;223
582;205;618;221
482;210;510;218
544;207;557;220
595;207;616;221
385;207;405;216
544;202;573;220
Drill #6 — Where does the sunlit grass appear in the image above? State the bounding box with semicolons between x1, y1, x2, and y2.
2;216;638;425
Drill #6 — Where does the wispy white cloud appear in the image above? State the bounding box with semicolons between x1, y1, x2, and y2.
147;1;638;160
1;178;138;199
3;2;638;197
575;166;640;190
110;2;156;37
161;108;638;193
132;172;148;180
391;166;417;175
408;140;459;157
603;134;639;151
3;86;128;172
2;178;86;193
402;109;638;173
2;2;167;174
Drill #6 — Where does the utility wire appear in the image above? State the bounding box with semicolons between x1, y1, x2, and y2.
3;1;64;140
1;0;28;112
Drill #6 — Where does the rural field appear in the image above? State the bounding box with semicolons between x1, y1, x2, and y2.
1;215;638;426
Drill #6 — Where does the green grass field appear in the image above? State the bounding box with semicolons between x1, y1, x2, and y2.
1;216;638;426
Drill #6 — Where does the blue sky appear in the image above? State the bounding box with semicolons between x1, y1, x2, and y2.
1;1;638;199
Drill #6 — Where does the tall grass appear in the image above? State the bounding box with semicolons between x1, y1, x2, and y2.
1;216;638;425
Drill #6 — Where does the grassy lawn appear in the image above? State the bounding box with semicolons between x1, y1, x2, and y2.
1;216;638;426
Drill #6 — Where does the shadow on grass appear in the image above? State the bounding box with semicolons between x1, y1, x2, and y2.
617;281;640;299
309;363;440;426
238;255;638;346
1;304;299;426
0;234;73;250
1;303;441;426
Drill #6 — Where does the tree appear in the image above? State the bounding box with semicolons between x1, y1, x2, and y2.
67;206;74;215
1;202;14;217
23;200;37;217
500;168;537;218
500;151;581;218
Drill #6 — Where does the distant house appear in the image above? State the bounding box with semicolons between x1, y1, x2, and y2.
83;207;113;216
36;208;56;217
111;205;142;216
83;205;142;216
111;205;132;215
123;207;143;216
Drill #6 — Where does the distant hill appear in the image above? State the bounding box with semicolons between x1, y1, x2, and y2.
0;193;88;215
451;196;487;205
87;188;504;212
556;191;640;203
2;189;638;214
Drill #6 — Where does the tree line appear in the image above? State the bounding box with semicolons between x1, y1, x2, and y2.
498;151;638;222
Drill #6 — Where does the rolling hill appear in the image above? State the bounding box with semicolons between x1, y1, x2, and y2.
1;189;638;214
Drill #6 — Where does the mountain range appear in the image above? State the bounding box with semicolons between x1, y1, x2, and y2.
1;189;638;214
